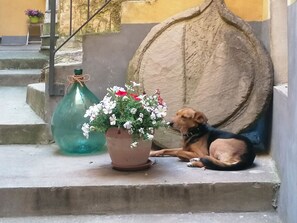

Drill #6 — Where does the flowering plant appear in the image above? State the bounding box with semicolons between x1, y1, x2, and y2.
25;9;44;18
82;82;168;148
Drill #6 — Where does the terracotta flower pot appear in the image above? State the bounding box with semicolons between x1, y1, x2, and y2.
105;127;152;171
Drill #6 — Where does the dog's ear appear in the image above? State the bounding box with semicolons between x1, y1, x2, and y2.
194;112;208;124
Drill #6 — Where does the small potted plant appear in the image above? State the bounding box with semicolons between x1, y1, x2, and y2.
25;9;44;23
82;82;168;170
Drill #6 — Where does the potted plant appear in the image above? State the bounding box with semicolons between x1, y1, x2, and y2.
25;9;44;23
82;82;168;170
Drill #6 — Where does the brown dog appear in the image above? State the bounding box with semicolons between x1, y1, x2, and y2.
150;107;255;170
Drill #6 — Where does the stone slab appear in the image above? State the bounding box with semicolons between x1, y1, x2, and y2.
26;83;46;121
0;212;282;223
0;51;47;69
0;87;50;144
0;145;280;216
0;69;41;86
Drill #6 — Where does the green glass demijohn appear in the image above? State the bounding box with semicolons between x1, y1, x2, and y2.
51;69;106;154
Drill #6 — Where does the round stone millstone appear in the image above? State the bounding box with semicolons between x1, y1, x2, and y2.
127;0;273;148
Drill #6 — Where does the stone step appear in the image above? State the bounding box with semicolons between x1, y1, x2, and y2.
40;34;59;47
0;144;280;217
0;87;50;144
0;51;48;69
26;83;46;121
0;212;282;223
0;69;42;86
40;46;50;50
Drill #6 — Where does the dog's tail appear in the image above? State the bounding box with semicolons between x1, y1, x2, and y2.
200;152;255;171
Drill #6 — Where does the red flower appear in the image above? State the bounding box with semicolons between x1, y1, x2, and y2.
155;89;164;105
130;93;141;101
116;90;127;97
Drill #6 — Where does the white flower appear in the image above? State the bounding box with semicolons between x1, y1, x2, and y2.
139;128;145;135
103;107;113;115
95;103;103;111
123;121;132;129
81;123;90;138
83;84;168;146
109;114;117;125
102;95;112;103
130;108;137;114
154;105;167;118
131;81;141;87
86;104;104;121
147;134;154;140
125;84;133;91
110;86;125;92
137;95;146;100
150;113;156;120
148;127;154;134
84;106;93;118
130;141;138;148
102;101;116;115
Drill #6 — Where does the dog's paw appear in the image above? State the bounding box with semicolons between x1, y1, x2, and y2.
190;158;200;162
187;158;202;167
187;161;195;167
149;150;164;157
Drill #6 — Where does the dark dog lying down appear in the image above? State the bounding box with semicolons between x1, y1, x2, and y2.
150;108;255;170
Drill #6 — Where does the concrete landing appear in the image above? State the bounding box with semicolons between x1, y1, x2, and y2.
0;87;44;125
0;144;280;217
0;212;282;223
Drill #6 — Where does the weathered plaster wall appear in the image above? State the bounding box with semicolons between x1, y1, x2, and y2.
271;1;297;223
82;24;155;99
121;0;269;23
0;0;45;36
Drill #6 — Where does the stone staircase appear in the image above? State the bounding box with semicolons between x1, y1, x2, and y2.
0;47;50;144
0;48;283;220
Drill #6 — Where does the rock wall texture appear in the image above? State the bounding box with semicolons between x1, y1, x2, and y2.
58;0;125;36
127;0;273;148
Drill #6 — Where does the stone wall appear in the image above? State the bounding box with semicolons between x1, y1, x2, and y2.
58;0;125;37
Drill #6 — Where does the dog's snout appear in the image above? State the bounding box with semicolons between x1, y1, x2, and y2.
169;122;174;127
